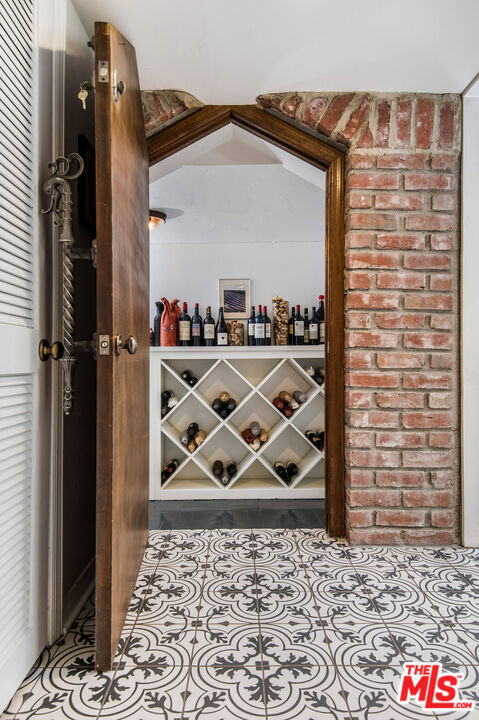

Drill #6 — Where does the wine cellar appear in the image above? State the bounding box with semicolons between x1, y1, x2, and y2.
151;347;325;499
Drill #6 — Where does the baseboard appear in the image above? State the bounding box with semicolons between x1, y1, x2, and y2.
61;558;95;637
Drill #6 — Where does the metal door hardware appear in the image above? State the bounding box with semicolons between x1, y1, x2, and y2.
113;69;126;103
42;153;96;415
38;339;64;362
98;335;110;356
98;60;109;83
114;334;138;356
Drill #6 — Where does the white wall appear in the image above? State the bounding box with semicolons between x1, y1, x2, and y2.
149;152;326;325
462;85;479;546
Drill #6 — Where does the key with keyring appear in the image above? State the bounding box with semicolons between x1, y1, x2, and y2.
78;82;90;110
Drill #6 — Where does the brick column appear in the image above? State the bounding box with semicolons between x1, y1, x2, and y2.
258;92;461;544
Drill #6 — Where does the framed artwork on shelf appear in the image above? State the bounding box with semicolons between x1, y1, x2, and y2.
219;278;251;319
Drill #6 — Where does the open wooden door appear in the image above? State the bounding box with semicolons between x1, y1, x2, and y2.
94;22;149;670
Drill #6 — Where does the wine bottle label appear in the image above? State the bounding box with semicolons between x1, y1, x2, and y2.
289;322;293;334
319;322;325;342
309;323;318;339
192;323;201;337
295;320;304;336
248;323;255;336
266;323;271;338
204;325;215;339
179;321;191;340
255;324;265;338
304;328;310;342
217;332;228;345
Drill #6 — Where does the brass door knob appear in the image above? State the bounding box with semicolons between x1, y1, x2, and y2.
114;334;138;356
39;339;64;361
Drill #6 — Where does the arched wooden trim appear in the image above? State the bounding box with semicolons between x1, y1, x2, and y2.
147;105;346;537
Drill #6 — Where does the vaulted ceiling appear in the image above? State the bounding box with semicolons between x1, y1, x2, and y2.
73;0;479;103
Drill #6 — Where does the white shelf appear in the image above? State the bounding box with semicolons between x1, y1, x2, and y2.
150;349;326;499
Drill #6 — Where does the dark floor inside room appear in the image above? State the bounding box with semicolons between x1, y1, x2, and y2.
149;499;326;530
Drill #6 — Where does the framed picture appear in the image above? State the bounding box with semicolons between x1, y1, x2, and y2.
219;278;251;319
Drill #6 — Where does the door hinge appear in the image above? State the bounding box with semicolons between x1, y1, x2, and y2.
71;240;97;268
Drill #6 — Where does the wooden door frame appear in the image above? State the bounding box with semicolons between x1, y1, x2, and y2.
148;104;346;537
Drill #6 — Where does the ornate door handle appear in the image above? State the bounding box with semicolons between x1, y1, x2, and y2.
38;339;64;361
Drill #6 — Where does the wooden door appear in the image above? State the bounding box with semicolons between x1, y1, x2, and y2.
94;22;149;670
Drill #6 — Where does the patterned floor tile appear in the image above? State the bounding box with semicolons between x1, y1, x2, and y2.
190;623;263;667
115;622;196;667
132;575;204;626
99;665;189;719
185;664;267;720
261;664;352;719
336;663;435;719
6;529;479;720
4;666;114;719
323;622;402;668
259;624;332;667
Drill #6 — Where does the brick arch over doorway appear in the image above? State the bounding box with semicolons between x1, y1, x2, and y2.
142;90;462;545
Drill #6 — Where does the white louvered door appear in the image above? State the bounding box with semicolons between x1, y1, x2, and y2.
0;0;48;711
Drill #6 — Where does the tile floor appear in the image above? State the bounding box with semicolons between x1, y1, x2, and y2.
4;528;479;719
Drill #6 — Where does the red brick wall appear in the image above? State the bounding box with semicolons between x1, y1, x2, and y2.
258;91;461;544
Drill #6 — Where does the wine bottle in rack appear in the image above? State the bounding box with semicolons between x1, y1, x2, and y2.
289;305;295;345
318;295;325;344
274;461;289;483
248;306;256;346
294;305;304;345
179;302;191;346
255;304;265;346
263;305;271;345
216;307;228;346
309;305;319;345
191;303;203;346
304;308;310;345
204;306;215;346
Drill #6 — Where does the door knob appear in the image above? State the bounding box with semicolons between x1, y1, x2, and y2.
114;334;138;356
39;339;64;361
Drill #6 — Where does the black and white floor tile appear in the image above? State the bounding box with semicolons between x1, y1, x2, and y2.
4;529;479;720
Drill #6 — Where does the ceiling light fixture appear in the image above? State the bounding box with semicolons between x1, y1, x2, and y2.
148;209;167;230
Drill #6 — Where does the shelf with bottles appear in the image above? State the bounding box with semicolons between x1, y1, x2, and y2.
151;296;326;349
151;350;326;499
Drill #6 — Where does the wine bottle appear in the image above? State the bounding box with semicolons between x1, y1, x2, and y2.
309;305;319;345
304;308;310;345
318;295;325;344
179;302;191;346
227;462;237;478
287;461;299;481
213;460;224;477
294;305;304;345
248;306;256;347
191;303;203;346
263;305;271;346
204;306;215;346
288;305;295;345
255;304;265;346
162;458;178;483
216;307;228;346
153;301;164;346
274;461;289;483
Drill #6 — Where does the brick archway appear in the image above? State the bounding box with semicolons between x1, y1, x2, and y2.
142;90;461;545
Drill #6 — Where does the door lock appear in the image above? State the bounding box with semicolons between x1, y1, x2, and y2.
114;334;138;356
38;339;64;361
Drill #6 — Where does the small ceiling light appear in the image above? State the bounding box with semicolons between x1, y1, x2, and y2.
149;209;167;230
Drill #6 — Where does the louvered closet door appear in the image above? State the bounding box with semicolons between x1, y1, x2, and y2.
0;0;45;711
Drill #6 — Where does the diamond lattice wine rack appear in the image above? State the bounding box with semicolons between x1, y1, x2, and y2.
150;347;325;499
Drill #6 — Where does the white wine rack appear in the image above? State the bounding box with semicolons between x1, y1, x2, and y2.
150;347;325;499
